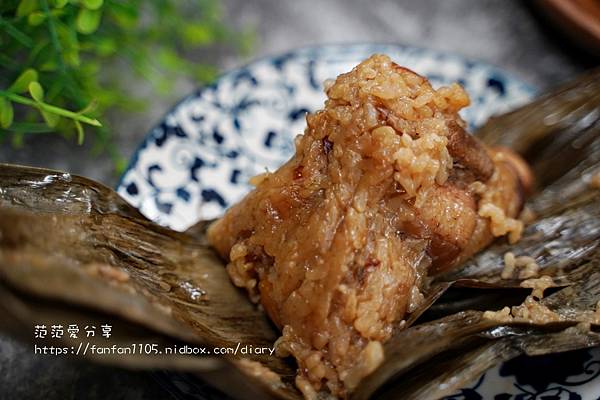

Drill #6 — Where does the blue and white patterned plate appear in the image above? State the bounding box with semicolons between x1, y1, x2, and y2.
117;44;600;399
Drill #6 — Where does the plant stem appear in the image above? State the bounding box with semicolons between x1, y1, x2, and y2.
39;0;66;72
0;16;33;47
0;91;102;127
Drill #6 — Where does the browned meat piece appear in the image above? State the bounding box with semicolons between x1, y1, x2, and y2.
446;120;495;181
207;55;530;399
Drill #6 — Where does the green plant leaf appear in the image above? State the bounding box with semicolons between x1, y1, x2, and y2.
39;60;58;71
7;122;55;133
0;19;34;47
77;99;98;115
52;0;68;8
28;81;44;102
113;155;126;175
56;23;81;66
65;49;81;66
192;64;218;83
76;8;102;34
238;27;256;56
11;132;24;148
82;0;103;10
0;98;14;129
16;0;38;17
0;0;246;173
9;69;39;93
107;2;138;29
0;90;101;127
157;48;185;71
0;54;19;70
41;110;60;128
181;24;215;46
95;37;116;56
27;11;46;26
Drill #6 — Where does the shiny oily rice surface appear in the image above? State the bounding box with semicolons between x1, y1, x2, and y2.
207;54;527;398
115;45;600;399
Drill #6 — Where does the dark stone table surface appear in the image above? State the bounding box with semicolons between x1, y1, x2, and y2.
0;1;596;399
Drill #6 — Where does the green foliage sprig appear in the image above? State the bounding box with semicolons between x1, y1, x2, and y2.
0;0;251;173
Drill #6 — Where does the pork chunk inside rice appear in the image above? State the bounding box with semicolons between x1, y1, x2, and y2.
208;54;527;398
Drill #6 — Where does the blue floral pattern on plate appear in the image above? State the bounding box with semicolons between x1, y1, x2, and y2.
446;347;600;400
117;44;534;230
152;347;600;400
117;44;599;399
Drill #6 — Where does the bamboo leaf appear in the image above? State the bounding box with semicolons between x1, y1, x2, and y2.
9;69;39;93
28;82;44;102
0;98;14;129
